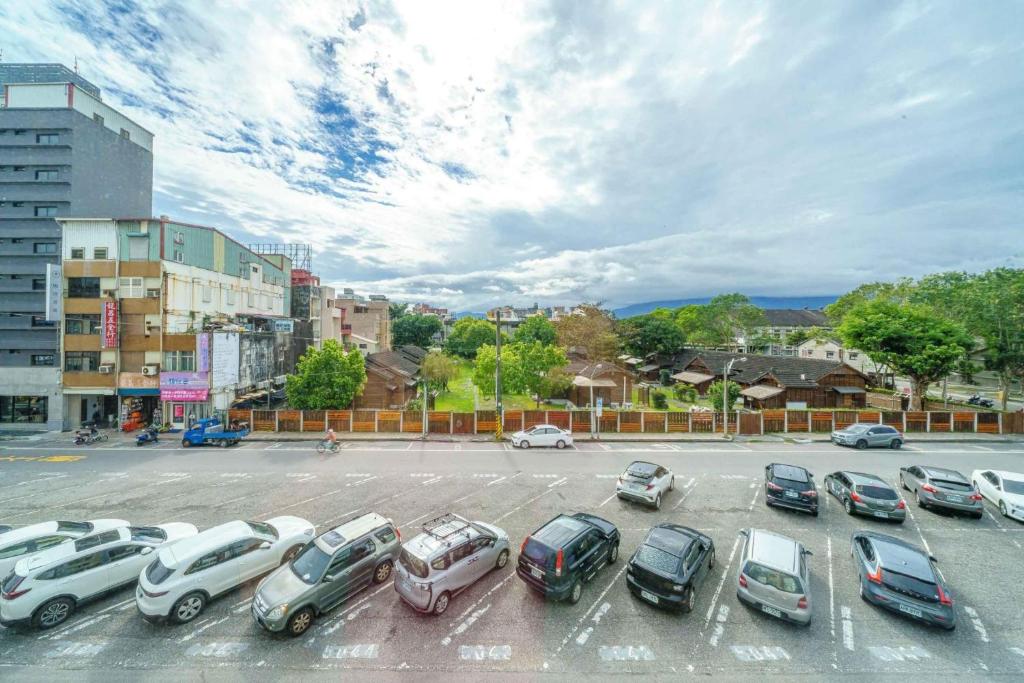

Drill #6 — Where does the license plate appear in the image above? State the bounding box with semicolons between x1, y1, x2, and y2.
946;495;963;503
785;490;799;498
640;590;659;604
872;511;888;518
530;567;543;579
761;604;782;618
898;604;923;618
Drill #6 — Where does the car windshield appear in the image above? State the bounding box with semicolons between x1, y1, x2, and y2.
246;521;279;539
882;569;938;601
290;543;331;584
772;465;808;483
145;557;175;585
522;538;555;569
129;526;167;543
399;548;429;579
932;479;973;493
1003;479;1024;495
845;424;870;433
56;521;92;535
857;485;898;500
635;544;680;575
743;561;802;593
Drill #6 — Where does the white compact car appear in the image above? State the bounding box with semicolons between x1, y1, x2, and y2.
510;424;573;449
0;519;129;579
136;517;315;624
0;524;197;630
972;469;1024;521
616;460;675;509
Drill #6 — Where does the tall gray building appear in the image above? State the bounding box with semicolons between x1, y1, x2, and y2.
0;63;153;430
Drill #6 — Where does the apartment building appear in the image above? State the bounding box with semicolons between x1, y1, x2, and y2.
0;63;153;430
409;302;456;341
734;309;832;356
336;288;391;354
57;218;293;430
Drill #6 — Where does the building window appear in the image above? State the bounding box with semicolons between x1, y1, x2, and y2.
31;316;55;327
68;277;101;298
33;242;57;253
163;351;195;372
30;354;55;367
849;352;859;360
120;128;130;140
174;250;184;263
36;133;60;145
146;288;160;298
825;351;835;359
201;285;212;303
32;278;46;290
226;289;236;305
14;130;26;135
119;277;143;298
12;202;24;207
93;247;108;259
247;291;255;307
35;169;59;181
34;206;58;218
65;351;101;372
65;314;101;335
93;113;105;126
70;247;85;259
0;396;48;423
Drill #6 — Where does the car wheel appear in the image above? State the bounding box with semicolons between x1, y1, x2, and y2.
219;439;229;448
286;607;314;637
844;498;854;516
495;549;509;569
972;512;984;520
855;440;867;450
916;490;927;509
520;440;530;449
608;543;619;564
859;581;869;602
181;439;191;448
708;548;716;569
282;544;303;565
568;579;583;605
171;592;206;624
669;476;675;492
34;597;75;629
372;560;393;584
890;439;902;450
811;508;819;517
433;592;451;616
900;475;907;491
653;493;662;510
683;585;696;613
556;440;566;449
1000;500;1008;517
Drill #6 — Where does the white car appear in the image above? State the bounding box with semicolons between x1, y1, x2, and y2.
615;460;675;509
0;519;129;579
136;517;315;624
0;524;197;630
972;469;1024;522
511;424;573;449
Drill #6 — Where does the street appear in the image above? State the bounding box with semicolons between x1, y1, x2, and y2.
2;438;1024;680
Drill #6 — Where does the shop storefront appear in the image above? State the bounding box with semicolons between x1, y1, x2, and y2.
160;371;211;429
118;372;162;431
63;389;118;429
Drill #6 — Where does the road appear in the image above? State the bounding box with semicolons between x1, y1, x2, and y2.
2;438;1024;681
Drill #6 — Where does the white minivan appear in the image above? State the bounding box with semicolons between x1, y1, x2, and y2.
0;519;129;579
136;517;314;624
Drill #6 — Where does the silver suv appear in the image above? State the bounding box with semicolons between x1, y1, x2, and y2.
395;513;510;616
251;512;399;637
736;528;813;626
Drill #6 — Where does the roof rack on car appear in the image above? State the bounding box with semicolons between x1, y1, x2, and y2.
422;513;473;544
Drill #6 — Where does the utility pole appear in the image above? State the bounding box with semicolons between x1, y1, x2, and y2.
421;378;428;437
723;356;746;439
495;310;503;441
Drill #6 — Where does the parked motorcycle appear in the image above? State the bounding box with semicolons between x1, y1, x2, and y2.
967;394;995;408
136;426;160;446
73;429;108;445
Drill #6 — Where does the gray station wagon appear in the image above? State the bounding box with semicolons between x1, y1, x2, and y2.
825;471;906;523
394;513;510;616
899;465;983;518
736;528;813;625
251;512;400;637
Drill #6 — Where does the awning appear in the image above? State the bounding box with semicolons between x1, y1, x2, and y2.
573;376;618;388
671;371;715;384
637;364;660;373
740;385;786;400
62;388;115;396
118;388;160;396
832;386;866;394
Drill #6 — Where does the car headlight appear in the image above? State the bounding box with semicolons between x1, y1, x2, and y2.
672;584;685;592
266;604;288;620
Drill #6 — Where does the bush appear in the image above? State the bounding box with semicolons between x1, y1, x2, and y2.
651;391;669;410
673;384;698;403
659;369;672;386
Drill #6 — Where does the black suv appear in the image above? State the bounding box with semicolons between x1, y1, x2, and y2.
626;524;715;613
765;463;819;516
517;513;620;604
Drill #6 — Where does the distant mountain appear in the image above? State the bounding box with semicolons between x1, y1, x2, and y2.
613;295;839;319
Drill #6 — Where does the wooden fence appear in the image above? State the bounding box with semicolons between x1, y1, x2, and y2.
225;408;1024;435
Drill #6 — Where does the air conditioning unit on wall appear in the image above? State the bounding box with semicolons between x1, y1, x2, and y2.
142;364;160;376
98;365;113;374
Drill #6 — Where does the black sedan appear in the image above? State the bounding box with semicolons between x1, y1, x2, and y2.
764;463;818;516
626;523;715;613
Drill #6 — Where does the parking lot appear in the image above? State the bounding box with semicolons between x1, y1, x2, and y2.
2;438;1024;680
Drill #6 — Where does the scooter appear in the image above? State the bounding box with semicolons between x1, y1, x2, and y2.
136;426;160;446
967;394;995;408
74;428;108;445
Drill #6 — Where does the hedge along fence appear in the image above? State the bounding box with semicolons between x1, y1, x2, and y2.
223;408;1024;435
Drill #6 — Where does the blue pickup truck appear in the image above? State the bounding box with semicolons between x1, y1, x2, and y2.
180;417;250;448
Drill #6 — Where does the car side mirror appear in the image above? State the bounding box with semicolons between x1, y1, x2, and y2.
141;546;154;556
802;549;813;556
738;529;748;537
322;573;335;583
930;556;938;563
260;541;272;550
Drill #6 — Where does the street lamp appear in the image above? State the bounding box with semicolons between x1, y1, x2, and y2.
723;356;747;439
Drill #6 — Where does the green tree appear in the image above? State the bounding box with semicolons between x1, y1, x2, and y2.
471;343;519;397
389;302;408;321
537;366;574;404
707;379;741;411
514;315;557;346
284;340;366;409
514;341;569;407
392;314;443;348
445;318;500;358
651;391;668;410
419;351;459;392
674;294;767;348
837;300;973;410
554;304;619;360
618;315;685;356
824;279;915;325
672;384;698;403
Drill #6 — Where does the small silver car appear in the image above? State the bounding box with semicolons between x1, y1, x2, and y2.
899;466;983;518
395;513;510;615
251;512;400;637
736;528;813;626
615;461;675;509
831;424;903;449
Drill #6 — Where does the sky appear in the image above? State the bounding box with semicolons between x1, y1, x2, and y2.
2;1;1021;310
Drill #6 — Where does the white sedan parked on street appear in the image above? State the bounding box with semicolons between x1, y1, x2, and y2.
971;469;1024;522
0;519;129;579
0;524;197;630
510;424;573;449
136;517;315;624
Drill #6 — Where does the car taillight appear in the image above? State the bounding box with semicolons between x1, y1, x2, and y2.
766;481;783;491
850;492;862;502
970;493;983;501
395;527;401;542
896;500;906;510
555;549;563;577
520;537;529;554
866;566;882;585
1;576;30;600
142;588;169;598
739;574;748;588
801;490;817;498
797;596;808;610
937;584;953;606
921;484;937;493
645;483;655;490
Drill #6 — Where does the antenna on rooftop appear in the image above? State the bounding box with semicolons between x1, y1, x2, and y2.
74;56;79;73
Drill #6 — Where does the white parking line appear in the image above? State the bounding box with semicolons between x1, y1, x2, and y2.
708;605;729;647
495;489;556;523
697;534;742;650
257;486;348;518
441;605;491;646
555;563;630;655
841;605;855;651
459;644;512;661
598;645;655;661
670;479;699;511
597;493;618;508
867;645;930;662
548;477;568;488
486;477;507;487
963;606;989;642
177;616;229;643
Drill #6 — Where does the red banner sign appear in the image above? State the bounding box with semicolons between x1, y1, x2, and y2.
102;300;118;348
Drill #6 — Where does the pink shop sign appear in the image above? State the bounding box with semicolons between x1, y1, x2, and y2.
160;372;210;402
160;388;209;402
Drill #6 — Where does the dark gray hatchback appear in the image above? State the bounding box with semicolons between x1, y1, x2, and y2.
517;513;620;604
626;524;715;613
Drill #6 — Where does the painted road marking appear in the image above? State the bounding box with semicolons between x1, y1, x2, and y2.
841;605;855;651
730;646;791;662
548;477;568;488
575;602;611;646
44;641;105;658
495;489;556;523
598;645;655;662
47;613;111;640
472;473;500;478
532;474;560;478
671;479;699;511
597;493;618;508
345;473;372;477
409;473;436;477
594;474;619;479
348;476;378;487
421;476;444;486
287;473;316;483
868;645;930;662
185;642;250;658
441;605;491;646
459;645;512;661
0;455;86;463
556;563;630;655
964;606;989;642
486;476;507;487
323;643;379;659
709;605;729;647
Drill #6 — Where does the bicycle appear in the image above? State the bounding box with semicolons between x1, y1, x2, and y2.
316;440;341;454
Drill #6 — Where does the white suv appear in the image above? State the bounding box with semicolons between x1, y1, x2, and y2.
0;519;129;579
136;517;314;624
0;524;197;630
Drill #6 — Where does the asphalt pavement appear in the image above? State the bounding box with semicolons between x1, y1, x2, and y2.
2;438;1024;681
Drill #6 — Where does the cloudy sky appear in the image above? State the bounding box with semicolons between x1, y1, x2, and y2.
2;1;1021;310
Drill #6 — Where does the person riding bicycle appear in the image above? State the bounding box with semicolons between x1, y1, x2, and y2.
325;428;338;447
